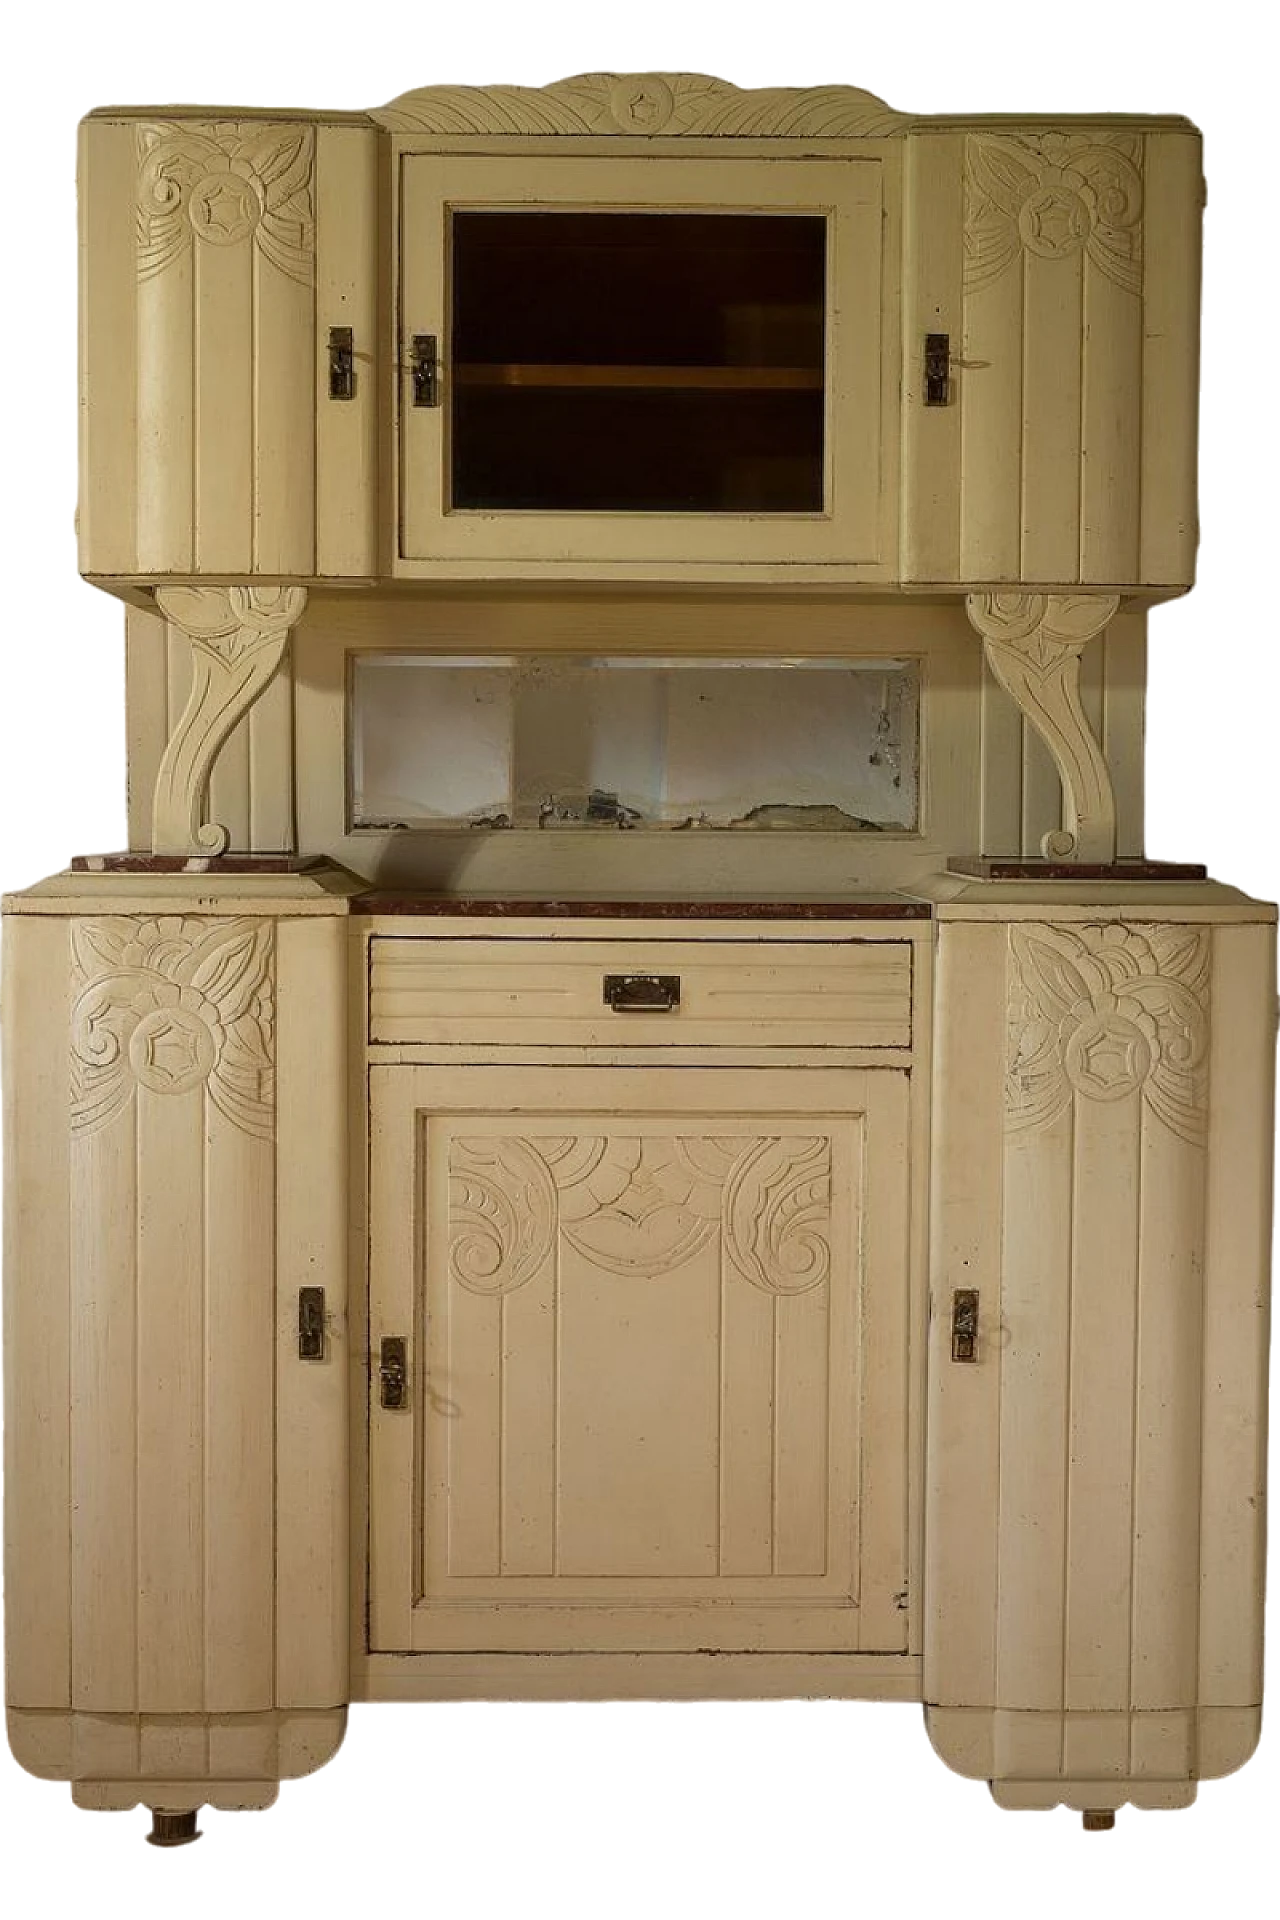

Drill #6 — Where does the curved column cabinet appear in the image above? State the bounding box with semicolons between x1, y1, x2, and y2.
2;72;1273;1840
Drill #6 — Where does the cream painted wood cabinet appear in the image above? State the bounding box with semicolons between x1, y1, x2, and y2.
3;72;1274;1844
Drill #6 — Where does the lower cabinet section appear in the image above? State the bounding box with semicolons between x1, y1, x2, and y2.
2;891;351;1817
368;1064;912;1656
925;914;1275;1813
4;896;1274;1829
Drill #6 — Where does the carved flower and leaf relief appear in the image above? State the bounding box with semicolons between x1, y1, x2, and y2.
136;121;315;285
964;130;1144;294
70;917;275;1139
448;1133;832;1294
1006;922;1210;1145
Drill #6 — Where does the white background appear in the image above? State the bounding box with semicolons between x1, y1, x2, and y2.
0;3;1276;1911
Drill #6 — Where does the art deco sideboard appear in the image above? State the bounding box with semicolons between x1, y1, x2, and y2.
2;72;1273;1845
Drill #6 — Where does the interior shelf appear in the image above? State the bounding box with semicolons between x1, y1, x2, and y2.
454;363;823;392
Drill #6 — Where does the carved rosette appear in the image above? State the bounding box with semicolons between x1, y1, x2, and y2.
152;585;307;857
448;1134;832;1293
375;71;904;138
964;130;1144;295
966;592;1120;861
70;916;275;1140
136;121;315;286
1006;922;1210;1145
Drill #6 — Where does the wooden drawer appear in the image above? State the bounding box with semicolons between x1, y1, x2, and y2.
368;936;913;1049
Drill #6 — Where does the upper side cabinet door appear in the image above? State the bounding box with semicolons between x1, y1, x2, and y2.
901;126;1202;592
80;115;379;580
397;152;887;574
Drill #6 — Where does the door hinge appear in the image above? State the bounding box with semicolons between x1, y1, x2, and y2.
924;332;950;406
379;1336;409;1410
328;326;355;401
951;1288;979;1363
298;1286;326;1361
411;334;439;408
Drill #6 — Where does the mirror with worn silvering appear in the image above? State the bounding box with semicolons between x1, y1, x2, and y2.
350;655;918;832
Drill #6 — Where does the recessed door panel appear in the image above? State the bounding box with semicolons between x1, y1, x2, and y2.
369;1065;910;1653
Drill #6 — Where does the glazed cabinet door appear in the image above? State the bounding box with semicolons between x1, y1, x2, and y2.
368;1064;911;1653
397;152;887;573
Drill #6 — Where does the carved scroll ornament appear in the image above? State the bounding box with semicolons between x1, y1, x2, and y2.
448;1133;832;1295
136;121;315;286
375;71;905;139
71;916;275;1139
966;592;1120;862
1007;922;1209;1146
964;130;1144;296
152;585;306;857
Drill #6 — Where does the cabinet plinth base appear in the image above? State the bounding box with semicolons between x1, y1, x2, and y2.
146;1810;201;1848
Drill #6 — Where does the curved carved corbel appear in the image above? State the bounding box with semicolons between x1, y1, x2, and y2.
965;591;1120;862
152;585;307;856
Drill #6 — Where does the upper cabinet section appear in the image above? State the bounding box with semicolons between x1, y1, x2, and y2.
76;75;1203;593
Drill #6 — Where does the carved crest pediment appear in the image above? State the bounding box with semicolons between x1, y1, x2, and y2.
374;72;905;139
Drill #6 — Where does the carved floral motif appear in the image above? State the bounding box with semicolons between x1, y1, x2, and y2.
71;917;275;1139
448;1133;831;1293
966;593;1119;861
152;586;307;857
136;121;315;285
376;71;903;138
964;131;1144;295
1006;922;1210;1144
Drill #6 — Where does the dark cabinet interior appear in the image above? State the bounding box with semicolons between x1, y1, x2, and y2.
448;210;827;513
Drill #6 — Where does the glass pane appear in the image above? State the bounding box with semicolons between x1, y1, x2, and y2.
450;212;825;514
352;658;514;828
351;657;917;832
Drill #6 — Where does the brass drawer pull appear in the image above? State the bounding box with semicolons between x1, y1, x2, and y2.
603;973;681;1013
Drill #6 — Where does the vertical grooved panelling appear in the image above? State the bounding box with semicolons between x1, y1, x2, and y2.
124;603;170;852
924;925;1006;1712
1103;614;1147;857
1019;247;1084;580
1198;928;1274;1742
70;1099;138;1710
999;920;1210;1779
316;125;380;577
78;121;138;575
64;915;278;1721
1140;133;1202;588
1079;156;1144;582
959;227;1023;578
275;917;349;1709
956;128;1152;589
130;120;316;575
979;649;1023;856
901;132;963;583
3;920;73;1707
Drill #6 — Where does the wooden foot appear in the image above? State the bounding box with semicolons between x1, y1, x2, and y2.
1082;1809;1116;1832
146;1809;202;1848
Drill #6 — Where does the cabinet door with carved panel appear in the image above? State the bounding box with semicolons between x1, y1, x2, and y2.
78;113;378;580
368;1065;911;1654
925;912;1275;1812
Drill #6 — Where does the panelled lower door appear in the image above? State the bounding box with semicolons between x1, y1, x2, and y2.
369;1065;910;1654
